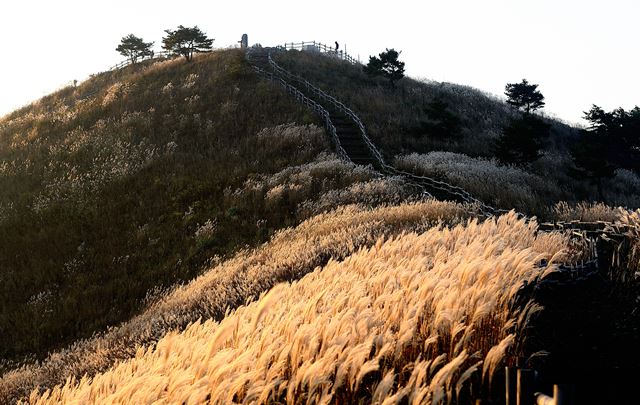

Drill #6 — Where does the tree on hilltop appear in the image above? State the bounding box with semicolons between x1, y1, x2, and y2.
162;25;214;62
504;79;545;114
116;34;154;64
494;79;549;166
364;48;405;87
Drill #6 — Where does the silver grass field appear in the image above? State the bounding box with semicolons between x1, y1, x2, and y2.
22;209;576;404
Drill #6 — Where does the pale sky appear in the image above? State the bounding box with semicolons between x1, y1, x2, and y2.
1;0;638;125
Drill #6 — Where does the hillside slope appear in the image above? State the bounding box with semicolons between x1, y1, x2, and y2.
1;201;471;402
274;50;640;213
1;46;639;404
22;210;574;404
0;49;412;364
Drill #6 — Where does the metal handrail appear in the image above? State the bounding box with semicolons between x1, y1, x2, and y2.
109;50;173;71
278;41;359;65
266;50;503;216
246;48;349;161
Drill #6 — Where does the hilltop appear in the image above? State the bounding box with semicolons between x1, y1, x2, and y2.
0;46;639;404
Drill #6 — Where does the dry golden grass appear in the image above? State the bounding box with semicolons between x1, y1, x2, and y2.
23;212;572;404
2;200;472;403
619;208;640;279
553;201;627;223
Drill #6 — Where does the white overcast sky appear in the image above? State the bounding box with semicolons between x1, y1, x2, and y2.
1;0;638;125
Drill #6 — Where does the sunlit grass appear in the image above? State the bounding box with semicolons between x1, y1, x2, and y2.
23;211;573;404
2;200;472;402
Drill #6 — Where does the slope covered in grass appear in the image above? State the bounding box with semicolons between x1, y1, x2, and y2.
0;49;415;364
274;50;640;213
274;50;578;158
2;200;473;402
2;45;638;404
23;211;574;404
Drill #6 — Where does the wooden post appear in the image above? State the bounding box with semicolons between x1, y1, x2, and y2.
506;367;517;405
517;369;535;405
554;384;573;405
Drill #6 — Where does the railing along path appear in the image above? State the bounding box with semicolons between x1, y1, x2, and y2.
109;50;172;71
279;41;359;64
246;48;349;161
265;48;504;217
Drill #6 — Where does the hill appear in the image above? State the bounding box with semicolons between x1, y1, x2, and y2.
0;45;639;404
14;209;573;404
0;49;411;365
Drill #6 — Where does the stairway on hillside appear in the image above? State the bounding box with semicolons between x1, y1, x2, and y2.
247;48;378;168
326;110;378;167
246;47;497;210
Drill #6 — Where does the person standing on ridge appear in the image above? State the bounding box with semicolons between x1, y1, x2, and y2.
335;41;339;52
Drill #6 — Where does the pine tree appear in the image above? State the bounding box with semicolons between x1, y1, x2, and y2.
571;104;640;194
364;48;405;87
116;34;154;64
425;98;461;139
162;26;214;62
504;79;545;114
494;79;549;166
495;115;550;164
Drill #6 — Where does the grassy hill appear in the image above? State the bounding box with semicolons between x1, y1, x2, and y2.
0;49;412;365
0;47;639;403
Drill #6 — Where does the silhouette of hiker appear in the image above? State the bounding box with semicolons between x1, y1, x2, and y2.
335;41;339;52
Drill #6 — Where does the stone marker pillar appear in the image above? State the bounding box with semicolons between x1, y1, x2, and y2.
240;34;248;49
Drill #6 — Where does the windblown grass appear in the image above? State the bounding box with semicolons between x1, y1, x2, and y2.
23;212;573;404
1;200;472;403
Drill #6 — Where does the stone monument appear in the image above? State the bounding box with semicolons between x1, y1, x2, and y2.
240;34;248;49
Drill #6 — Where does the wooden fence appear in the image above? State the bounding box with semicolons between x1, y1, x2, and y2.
501;367;574;405
109;50;173;71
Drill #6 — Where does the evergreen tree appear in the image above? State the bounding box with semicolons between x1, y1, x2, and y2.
162;26;214;62
494;79;549;166
570;130;616;199
571;104;640;193
504;79;545;113
494;114;550;165
116;34;154;64
424;98;462;139
364;48;405;87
